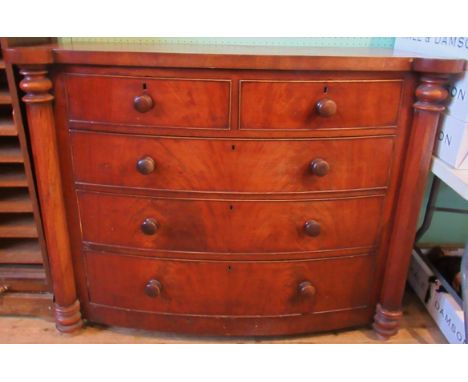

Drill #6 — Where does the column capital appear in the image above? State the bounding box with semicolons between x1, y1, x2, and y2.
414;74;450;112
19;65;54;104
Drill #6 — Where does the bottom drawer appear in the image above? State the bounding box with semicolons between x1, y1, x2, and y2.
85;251;375;317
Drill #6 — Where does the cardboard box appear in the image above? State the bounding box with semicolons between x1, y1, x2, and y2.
395;38;468;122
408;250;466;344
434;113;468;169
446;72;468;122
394;37;468;59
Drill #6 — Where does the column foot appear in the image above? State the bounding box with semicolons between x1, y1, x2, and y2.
54;299;84;333
372;303;402;340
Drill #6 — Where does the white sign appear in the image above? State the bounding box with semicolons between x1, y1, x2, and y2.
394;37;468;59
408;251;466;344
395;37;468;122
446;72;468;122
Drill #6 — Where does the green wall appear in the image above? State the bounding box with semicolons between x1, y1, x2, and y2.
418;175;468;246
59;37;396;47
61;37;467;246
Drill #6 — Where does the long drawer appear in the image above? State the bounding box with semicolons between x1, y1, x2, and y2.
70;131;394;193
240;79;402;130
65;74;231;129
85;250;374;316
77;191;384;253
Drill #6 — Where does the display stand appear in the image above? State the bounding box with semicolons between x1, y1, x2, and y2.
415;156;468;343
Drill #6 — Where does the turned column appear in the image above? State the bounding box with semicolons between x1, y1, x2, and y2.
373;74;450;339
19;66;83;333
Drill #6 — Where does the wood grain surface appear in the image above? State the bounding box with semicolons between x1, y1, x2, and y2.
77;191;384;253
70;131;395;194
240;79;402;129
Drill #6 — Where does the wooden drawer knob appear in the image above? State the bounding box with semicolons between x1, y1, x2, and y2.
134;94;154;113
298;281;316;298
304;220;321;237
136;156;155;175
315;98;337;117
309;158;329;177
141;218;159;235
144;279;162;298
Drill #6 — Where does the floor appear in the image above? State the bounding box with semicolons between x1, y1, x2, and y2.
0;289;446;344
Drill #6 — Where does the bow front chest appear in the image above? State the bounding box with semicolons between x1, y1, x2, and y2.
5;43;465;338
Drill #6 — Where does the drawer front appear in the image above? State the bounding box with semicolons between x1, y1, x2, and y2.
78;192;384;253
240;80;402;130
85;251;374;316
71;132;394;193
65;75;231;129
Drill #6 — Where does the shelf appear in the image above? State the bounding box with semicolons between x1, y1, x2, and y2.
0;188;33;212
0;214;38;238
0;164;27;187
0;41;49;311
0;264;46;280
0;239;42;264
431;156;468;201
0;292;53;317
0;139;23;163
0;117;17;136
0;89;12;105
0;264;48;292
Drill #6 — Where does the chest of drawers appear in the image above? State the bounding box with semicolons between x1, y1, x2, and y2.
5;43;465;338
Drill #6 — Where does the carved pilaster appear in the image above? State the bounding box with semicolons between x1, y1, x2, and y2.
373;74;450;340
414;75;449;112
20;66;83;333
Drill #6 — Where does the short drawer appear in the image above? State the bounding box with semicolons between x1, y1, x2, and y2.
65;74;231;129
70;131;394;193
85;251;374;316
77;191;384;253
240;80;402;130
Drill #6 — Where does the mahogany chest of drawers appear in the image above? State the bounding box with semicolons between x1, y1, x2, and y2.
4;43;465;338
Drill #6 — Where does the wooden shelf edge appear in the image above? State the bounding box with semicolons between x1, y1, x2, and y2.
0;215;39;238
0;292;53;318
0;164;28;187
0;118;17;136
0;232;38;239
0;190;34;213
0;240;43;265
0;143;23;163
0;253;43;264
0;265;49;293
0;89;12;105
0;265;47;279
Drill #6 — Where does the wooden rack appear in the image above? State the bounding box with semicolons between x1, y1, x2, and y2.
0;38;52;317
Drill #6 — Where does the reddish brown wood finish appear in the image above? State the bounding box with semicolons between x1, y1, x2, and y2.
315;98;338;117
66;74;231;129
0;292;53;318
77;191;384;253
18;66;83;333
240;80;402;129
70;131;395;194
85;251;374;317
4;43;465;72
0;38;51;317
7;43;465;338
89;302;373;336
373;74;451;339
